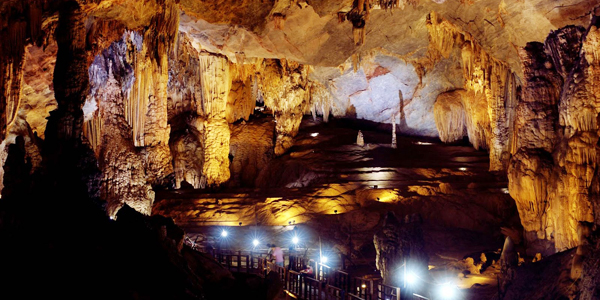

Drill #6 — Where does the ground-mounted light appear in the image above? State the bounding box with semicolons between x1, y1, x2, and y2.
458;167;467;171
292;236;299;245
253;239;259;247
221;230;228;238
311;132;319;137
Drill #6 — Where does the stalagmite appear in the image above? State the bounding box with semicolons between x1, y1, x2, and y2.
374;212;428;286
198;53;232;186
391;115;397;149
357;130;364;146
571;221;593;280
98;64;154;216
80;0;178;216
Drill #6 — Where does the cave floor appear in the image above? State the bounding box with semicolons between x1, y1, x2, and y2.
154;117;519;300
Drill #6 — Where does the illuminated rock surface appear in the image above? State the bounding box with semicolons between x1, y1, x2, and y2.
2;1;600;299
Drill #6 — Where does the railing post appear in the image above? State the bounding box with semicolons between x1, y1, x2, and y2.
371;279;379;300
396;287;401;300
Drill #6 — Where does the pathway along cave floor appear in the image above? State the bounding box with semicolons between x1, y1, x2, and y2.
153;116;521;300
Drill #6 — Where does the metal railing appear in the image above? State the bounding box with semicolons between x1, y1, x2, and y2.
190;245;404;300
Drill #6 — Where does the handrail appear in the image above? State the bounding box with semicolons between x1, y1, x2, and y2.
191;246;397;300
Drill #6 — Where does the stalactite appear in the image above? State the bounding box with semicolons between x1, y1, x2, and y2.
347;0;368;46
83;113;102;155
433;90;467;143
353;27;366;46
309;81;332;122
0;19;28;142
426;11;518;171
273;13;285;30
352;53;360;72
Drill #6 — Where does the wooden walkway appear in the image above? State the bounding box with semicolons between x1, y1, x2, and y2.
188;242;405;300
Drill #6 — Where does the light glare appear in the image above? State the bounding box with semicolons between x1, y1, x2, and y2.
321;256;328;263
310;132;319;137
292;236;299;244
439;283;456;299
253;239;259;247
405;272;417;285
221;230;228;237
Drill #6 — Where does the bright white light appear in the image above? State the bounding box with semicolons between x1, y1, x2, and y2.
439;283;457;299
320;256;328;263
253;239;259;247
405;272;417;285
292;236;299;244
311;132;319;137
416;141;433;145
459;167;467;171
221;230;228;237
501;188;510;194
361;284;366;289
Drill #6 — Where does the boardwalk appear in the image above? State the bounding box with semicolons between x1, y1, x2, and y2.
188;242;405;300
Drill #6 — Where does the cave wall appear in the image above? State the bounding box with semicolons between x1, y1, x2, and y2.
508;19;600;255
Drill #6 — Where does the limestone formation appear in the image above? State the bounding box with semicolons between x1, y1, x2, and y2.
228;118;274;188
434;90;467;143
571;221;593;280
428;11;518;171
259;59;309;156
357;130;364;146
508;20;600;255
3;1;600;299
374;212;428;286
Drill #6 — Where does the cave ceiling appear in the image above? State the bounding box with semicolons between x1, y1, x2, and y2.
78;0;600;80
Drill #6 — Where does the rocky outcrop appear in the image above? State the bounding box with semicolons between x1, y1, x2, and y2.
168;33;264;189
259;59;309;156
508;20;600;255
82;0;178;216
